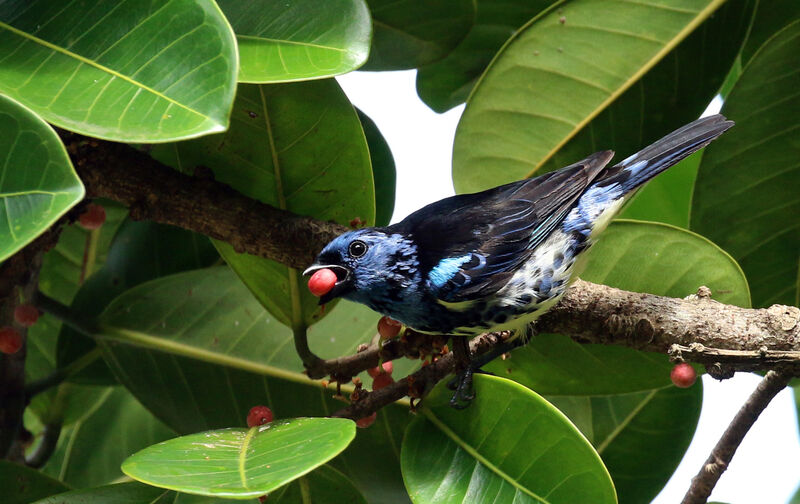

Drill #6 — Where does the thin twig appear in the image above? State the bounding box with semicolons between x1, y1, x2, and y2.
681;370;792;504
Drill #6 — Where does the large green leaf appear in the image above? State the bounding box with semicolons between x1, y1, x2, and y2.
268;465;367;504
217;0;370;83
549;384;702;504
452;0;752;193
26;201;127;421
0;460;69;504
42;386;175;488
149;81;373;329
0;94;84;262
0;0;237;142
402;375;616;503
122;418;355;499
416;0;555;113
358;108;396;226
741;0;800;64
488;220;750;394
95;267;410;504
362;0;475;71
56;220;218;384
691;20;800;308
31;482;167;504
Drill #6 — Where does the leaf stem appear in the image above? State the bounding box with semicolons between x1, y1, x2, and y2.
24;347;103;397
34;291;99;338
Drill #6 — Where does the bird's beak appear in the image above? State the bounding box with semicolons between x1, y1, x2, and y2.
302;264;353;305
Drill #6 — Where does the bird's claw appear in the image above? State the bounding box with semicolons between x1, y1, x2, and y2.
448;368;476;409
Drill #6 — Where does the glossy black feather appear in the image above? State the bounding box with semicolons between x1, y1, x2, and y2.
387;150;615;302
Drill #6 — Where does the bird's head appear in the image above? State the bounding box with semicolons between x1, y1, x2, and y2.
303;228;418;305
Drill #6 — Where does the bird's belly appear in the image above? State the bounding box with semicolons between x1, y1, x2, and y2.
450;229;579;336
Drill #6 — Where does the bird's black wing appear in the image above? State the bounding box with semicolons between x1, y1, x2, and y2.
389;151;615;302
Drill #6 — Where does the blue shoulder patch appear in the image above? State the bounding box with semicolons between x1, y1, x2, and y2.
428;254;473;288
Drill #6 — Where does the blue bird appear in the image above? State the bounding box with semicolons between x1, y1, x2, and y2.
304;115;733;407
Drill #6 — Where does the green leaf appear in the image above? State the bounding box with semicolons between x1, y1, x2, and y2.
0;94;84;262
31;482;168;504
358;108;396;226
452;0;752;193
549;384;702;504
122;418;355;499
691;20;800;308
217;0;371;83
95;267;410;503
37;201;128;305
402;375;616;503
488;220;750;394
42;386;175;488
251;465;366;503
362;0;475;71
416;0;555;113
149;81;373;328
0;0;237;142
0;460;69;504
25;202;127;420
741;0;800;64
56;220;218;385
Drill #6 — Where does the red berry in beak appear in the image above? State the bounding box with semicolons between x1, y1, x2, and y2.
308;268;338;297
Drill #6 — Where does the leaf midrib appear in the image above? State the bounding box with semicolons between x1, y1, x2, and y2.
0;20;213;122
594;388;659;454
423;410;550;503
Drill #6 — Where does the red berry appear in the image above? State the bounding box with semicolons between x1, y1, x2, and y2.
367;361;393;378
79;203;106;230
0;327;22;354
372;373;394;391
307;268;337;297
670;363;697;388
247;405;273;427
14;305;39;327
356;412;377;428
377;316;401;340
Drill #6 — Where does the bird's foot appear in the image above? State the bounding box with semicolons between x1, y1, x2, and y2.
446;334;528;409
447;367;494;409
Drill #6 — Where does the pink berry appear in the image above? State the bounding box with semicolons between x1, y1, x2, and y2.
372;373;394;391
377;316;401;340
247;405;273;427
0;327;22;354
14;305;39;327
356;412;377;428
79;203;106;230
367;361;393;378
307;268;337;297
670;363;697;388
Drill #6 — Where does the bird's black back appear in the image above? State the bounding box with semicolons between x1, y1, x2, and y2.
388;151;615;301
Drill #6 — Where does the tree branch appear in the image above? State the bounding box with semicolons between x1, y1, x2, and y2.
681;370;792;504
51;134;800;420
59;131;346;270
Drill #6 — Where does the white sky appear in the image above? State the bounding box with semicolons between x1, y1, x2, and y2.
337;70;800;504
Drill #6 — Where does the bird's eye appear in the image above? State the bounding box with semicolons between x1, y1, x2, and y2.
349;240;368;258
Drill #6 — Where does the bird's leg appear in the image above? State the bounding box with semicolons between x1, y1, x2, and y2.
448;336;476;409
448;334;528;409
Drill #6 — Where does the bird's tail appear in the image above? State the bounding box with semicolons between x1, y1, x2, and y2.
595;114;734;192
